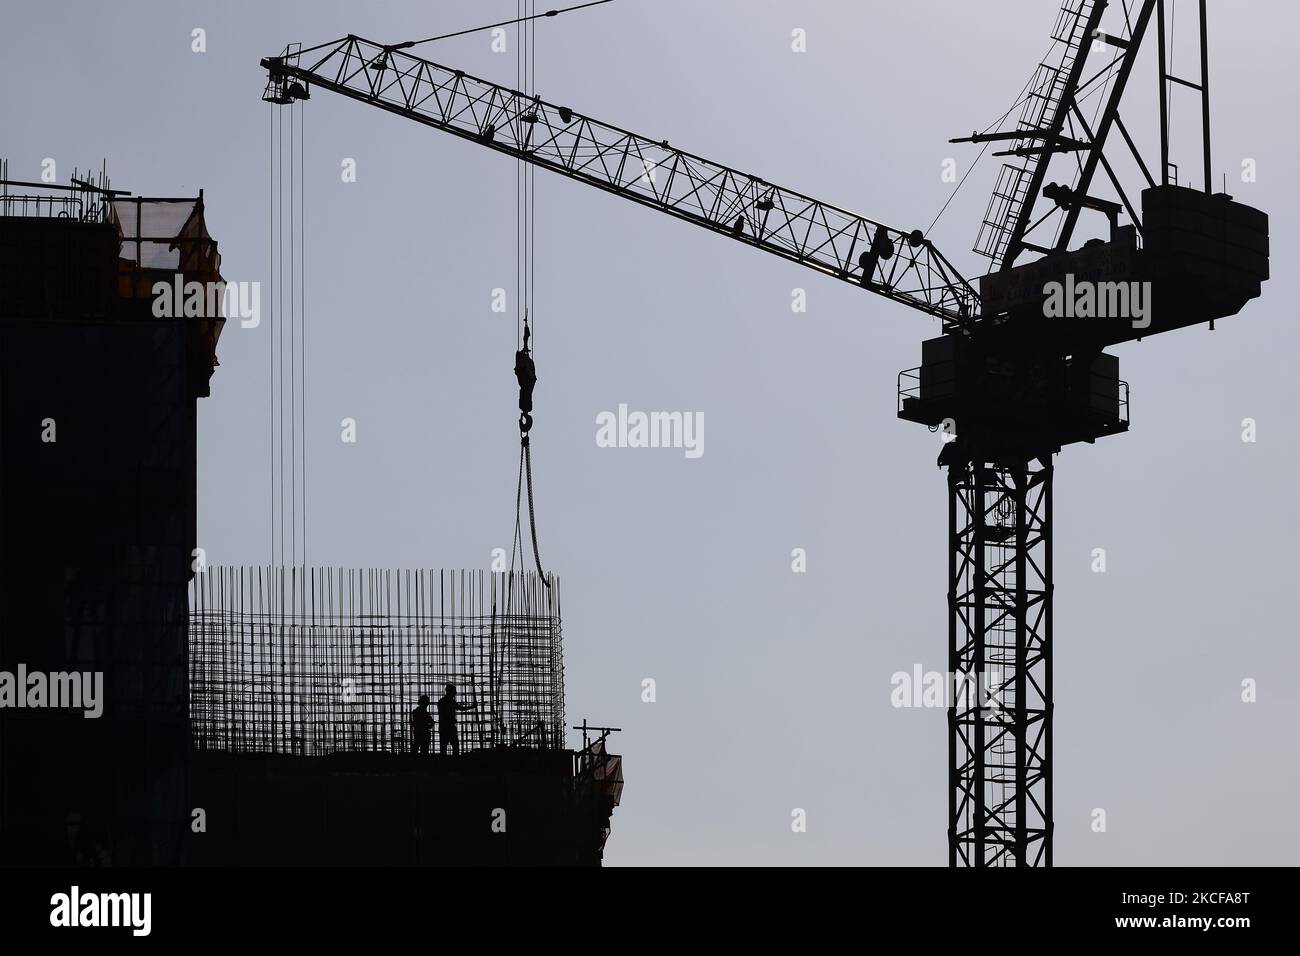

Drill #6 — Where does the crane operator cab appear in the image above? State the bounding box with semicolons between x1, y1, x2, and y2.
898;183;1267;459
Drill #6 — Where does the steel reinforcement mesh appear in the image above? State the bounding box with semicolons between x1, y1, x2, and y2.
189;568;563;755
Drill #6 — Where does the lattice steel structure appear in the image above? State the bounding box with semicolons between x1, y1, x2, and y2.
190;568;563;756
262;0;1269;867
261;37;978;325
948;460;1051;867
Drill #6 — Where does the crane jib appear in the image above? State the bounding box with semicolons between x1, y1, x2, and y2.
261;37;980;328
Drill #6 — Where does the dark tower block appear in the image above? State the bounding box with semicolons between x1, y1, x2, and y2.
0;182;222;863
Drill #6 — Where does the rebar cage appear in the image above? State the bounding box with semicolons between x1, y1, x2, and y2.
189;568;563;756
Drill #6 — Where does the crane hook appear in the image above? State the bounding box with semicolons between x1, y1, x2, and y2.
515;319;537;434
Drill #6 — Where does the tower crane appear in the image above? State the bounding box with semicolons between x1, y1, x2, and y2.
262;0;1269;866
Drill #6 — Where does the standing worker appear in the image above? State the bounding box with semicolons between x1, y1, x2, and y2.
437;683;472;757
411;694;433;756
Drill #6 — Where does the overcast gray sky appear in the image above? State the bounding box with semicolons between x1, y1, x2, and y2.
4;0;1297;865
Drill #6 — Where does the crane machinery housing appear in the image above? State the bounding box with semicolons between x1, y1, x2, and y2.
261;0;1269;866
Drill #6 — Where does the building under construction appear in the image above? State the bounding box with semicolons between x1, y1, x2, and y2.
0;168;222;864
189;566;622;865
0;171;621;867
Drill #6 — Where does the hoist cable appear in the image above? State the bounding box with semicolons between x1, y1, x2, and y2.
278;105;285;566
506;1;549;590
925;64;1040;235
399;0;614;51
510;450;525;574
301;100;308;566
523;438;547;585
290;100;296;568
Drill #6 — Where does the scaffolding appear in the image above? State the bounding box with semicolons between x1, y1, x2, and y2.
189;567;563;756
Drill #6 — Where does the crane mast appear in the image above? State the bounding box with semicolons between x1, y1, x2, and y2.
262;0;1268;867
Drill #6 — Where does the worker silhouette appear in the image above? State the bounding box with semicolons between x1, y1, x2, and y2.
411;694;432;756
437;683;472;756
